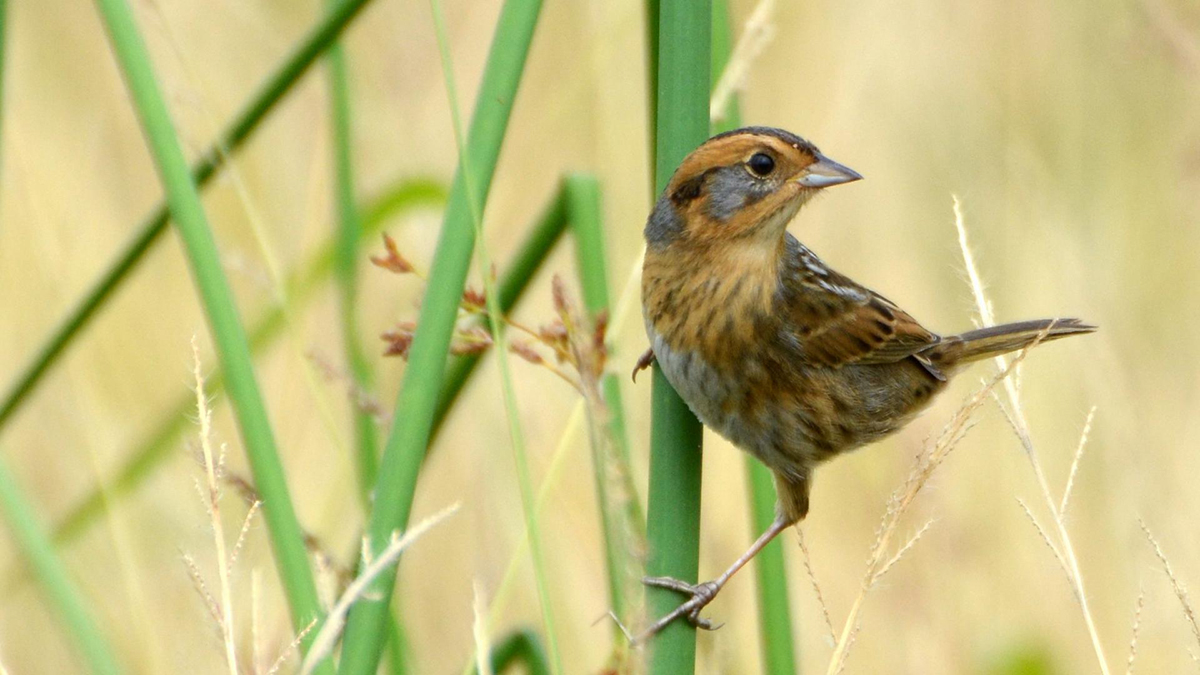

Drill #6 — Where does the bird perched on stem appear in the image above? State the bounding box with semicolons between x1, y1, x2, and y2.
635;126;1095;640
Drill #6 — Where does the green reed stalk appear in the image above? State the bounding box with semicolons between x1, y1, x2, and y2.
644;1;709;673
563;174;646;634
0;0;378;434
336;2;543;672
711;2;799;672
427;0;561;671
0;453;122;675
92;2;330;670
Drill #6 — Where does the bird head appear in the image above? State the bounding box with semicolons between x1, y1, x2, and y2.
644;127;862;251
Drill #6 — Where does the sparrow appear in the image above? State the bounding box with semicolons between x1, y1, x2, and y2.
635;126;1094;638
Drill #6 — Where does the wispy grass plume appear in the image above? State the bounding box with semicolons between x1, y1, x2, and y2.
1139;520;1200;658
953;195;1110;674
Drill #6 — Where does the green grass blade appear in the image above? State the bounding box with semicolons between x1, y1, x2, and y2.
711;2;799;672
0;453;123;675
325;11;380;509
562;174;645;630
0;0;379;434
336;2;544;672
91;2;330;669
644;1;709;672
427;1;560;669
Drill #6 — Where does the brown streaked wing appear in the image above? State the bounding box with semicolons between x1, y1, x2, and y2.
781;243;942;371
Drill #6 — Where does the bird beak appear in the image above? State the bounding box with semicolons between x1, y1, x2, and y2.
796;154;863;188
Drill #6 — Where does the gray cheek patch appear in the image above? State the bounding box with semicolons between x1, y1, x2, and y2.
644;195;685;247
706;166;770;222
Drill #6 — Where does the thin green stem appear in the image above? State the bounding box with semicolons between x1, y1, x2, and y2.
326;2;380;510
563;174;645;632
711;1;798;672
91;1;329;670
336;2;543;672
644;1;709;673
427;1;561;671
0;0;379;434
0;452;123;675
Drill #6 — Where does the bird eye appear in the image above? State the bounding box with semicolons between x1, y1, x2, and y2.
747;152;775;177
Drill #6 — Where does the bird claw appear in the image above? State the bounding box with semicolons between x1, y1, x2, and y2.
632;348;655;382
636;576;725;641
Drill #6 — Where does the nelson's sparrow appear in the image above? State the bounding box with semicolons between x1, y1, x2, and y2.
635;126;1094;638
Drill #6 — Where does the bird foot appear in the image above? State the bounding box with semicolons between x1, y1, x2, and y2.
634;576;725;643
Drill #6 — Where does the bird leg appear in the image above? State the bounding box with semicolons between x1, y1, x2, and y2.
631;347;655;382
635;512;794;644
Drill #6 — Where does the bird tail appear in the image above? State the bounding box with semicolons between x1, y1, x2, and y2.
942;318;1096;365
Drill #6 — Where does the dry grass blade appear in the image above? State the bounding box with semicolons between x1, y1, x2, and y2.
1138;520;1200;654
190;337;238;675
710;0;777;121
266;618;318;675
953;196;1110;675
182;551;223;630
1060;406;1096;515
825;348;1029;674
298;503;460;675
797;528;836;646
1126;585;1145;675
875;519;934;582
230;500;261;570
473;580;493;675
251;569;263;675
1015;498;1070;578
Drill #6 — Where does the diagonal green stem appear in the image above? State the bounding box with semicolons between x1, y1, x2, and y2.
427;0;561;670
0;452;123;675
644;1;709;673
710;1;799;672
336;2;543;672
0;0;379;434
91;1;330;670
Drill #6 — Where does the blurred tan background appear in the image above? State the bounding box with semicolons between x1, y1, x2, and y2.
2;0;1198;672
